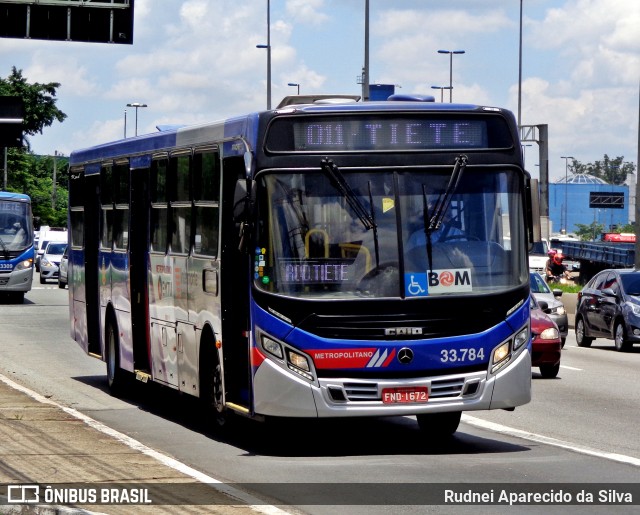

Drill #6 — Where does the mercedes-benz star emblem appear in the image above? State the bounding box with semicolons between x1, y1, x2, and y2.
397;347;414;364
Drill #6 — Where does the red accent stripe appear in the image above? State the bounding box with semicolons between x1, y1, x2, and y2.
382;348;396;367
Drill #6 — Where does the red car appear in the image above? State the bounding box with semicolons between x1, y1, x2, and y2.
530;295;562;378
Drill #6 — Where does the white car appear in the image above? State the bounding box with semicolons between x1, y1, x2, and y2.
39;242;67;284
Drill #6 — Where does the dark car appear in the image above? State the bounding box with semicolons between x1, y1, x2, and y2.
530;295;562;378
575;269;640;351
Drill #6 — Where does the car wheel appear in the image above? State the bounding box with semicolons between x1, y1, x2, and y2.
39;274;46;284
416;411;461;437
561;337;566;349
575;318;593;347
540;363;560;378
614;322;631;352
58;279;66;289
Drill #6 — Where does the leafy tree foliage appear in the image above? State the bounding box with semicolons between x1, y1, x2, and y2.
1;67;67;227
574;221;605;241
0;67;67;141
568;155;636;185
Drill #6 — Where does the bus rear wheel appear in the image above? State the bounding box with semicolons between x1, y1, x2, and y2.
416;411;461;437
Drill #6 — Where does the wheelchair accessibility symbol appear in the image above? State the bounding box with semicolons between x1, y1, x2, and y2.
405;273;428;297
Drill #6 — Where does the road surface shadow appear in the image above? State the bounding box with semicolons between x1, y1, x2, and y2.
73;373;531;458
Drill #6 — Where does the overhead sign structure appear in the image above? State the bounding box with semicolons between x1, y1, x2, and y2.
0;0;134;44
589;191;625;209
0;96;24;148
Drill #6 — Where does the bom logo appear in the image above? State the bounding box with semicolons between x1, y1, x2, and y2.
428;269;472;292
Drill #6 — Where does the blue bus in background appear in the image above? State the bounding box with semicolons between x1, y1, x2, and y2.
68;95;533;435
0;191;34;303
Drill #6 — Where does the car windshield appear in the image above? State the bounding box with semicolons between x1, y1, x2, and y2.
0;201;33;251
255;167;527;299
530;272;551;293
46;243;67;255
620;273;640;296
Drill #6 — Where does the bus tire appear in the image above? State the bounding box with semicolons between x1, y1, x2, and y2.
575;318;593;347
416;411;461;437
200;337;230;431
105;317;128;396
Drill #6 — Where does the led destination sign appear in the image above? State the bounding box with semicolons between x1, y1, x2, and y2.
266;115;511;152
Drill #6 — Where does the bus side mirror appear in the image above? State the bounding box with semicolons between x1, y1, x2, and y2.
233;178;255;222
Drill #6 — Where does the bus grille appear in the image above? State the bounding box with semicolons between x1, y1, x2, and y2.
342;377;467;402
299;313;490;340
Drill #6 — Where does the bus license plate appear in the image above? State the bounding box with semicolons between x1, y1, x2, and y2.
382;386;429;404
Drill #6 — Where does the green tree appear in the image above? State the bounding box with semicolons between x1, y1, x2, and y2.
574;221;605;241
569;155;636;185
0;67;67;143
1;67;68;226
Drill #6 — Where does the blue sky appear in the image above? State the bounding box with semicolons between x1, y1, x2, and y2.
1;0;638;182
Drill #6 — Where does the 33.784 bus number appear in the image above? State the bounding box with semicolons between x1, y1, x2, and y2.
440;348;485;363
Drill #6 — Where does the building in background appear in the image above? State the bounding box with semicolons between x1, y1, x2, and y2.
548;173;630;236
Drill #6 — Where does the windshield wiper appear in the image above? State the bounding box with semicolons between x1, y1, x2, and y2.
428;154;468;231
421;154;468;273
321;158;376;231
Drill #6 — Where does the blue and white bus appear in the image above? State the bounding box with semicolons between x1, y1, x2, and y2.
0;191;34;303
68;95;533;435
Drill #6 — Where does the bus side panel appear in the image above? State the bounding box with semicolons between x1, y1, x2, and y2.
148;252;179;388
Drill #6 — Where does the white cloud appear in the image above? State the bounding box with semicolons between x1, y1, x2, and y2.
286;0;329;25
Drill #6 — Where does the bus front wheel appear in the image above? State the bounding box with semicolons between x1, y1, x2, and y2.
105;319;128;396
201;345;230;431
416;411;461;437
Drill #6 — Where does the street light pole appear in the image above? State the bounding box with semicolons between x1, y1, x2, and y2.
126;103;147;137
430;85;451;103
437;49;465;102
256;0;272;109
287;82;300;95
561;155;575;233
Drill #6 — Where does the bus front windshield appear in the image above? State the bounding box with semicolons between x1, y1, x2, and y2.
255;167;527;299
0;201;33;252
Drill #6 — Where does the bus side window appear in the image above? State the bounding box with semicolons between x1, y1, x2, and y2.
100;165;114;249
150;158;169;253
169;153;191;255
114;161;130;250
193;150;220;257
69;167;85;248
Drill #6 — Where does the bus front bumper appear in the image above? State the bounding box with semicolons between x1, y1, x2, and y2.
252;347;532;418
0;267;33;292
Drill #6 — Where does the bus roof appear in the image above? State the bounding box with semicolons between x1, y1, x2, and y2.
0;191;30;202
69;98;513;167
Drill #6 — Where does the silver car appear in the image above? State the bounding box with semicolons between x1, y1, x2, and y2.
58;245;69;289
39;242;67;284
530;272;569;347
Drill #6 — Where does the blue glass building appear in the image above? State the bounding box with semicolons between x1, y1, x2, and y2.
548;173;630;235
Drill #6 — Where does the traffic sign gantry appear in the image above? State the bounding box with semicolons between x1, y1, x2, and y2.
0;0;134;44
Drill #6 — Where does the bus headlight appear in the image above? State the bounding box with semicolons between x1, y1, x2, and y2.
286;349;314;381
14;259;33;271
513;327;529;350
261;336;284;359
492;342;510;372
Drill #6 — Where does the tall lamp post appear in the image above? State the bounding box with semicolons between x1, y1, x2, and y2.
256;0;272;110
126;102;147;137
430;85;451;103
287;82;300;95
561;155;574;233
437;49;465;102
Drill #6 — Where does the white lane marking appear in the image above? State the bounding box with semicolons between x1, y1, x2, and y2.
560;365;582;371
0;373;288;515
463;414;640;468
